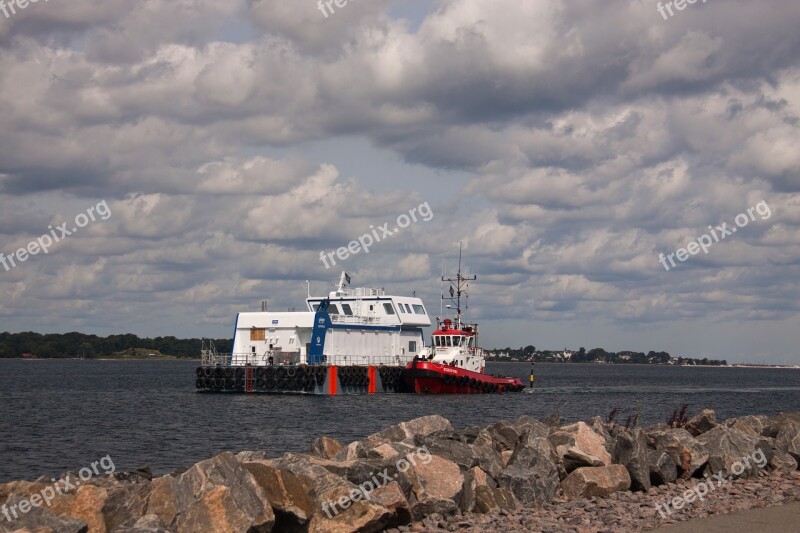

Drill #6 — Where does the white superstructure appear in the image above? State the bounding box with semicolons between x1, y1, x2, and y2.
226;273;431;367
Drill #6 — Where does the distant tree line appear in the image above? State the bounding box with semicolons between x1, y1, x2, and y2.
486;345;727;366
0;332;232;359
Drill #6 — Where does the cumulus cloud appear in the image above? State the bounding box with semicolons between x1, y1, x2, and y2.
0;0;798;361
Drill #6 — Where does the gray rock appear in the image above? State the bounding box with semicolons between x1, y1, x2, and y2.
685;409;717;437
415;431;504;480
647;449;677;486
363;415;453;450
610;426;651;491
696;426;762;479
723;415;768;438
498;432;559;505
0;506;88;533
775;423;800;462
115;514;172;533
646;428;708;478
333;441;367;462
769;449;799;472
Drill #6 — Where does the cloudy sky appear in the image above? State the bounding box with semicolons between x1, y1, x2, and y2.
0;0;798;363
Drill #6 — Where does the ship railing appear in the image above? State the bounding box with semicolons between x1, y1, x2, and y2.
200;352;415;367
330;315;396;326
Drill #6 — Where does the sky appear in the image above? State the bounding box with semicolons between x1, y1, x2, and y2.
0;0;798;364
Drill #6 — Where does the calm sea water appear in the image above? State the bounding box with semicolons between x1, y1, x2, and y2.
1;360;799;483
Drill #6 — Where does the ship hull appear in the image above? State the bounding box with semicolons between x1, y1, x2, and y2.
402;360;524;394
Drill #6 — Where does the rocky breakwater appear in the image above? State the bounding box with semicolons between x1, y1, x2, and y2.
1;410;799;532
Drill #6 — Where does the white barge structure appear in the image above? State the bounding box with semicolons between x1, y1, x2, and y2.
196;273;431;394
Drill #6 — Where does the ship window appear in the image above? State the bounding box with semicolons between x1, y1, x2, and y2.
311;303;320;311
341;303;353;316
409;341;417;352
250;328;265;341
413;304;425;314
445;336;452;347
383;303;396;315
328;304;340;315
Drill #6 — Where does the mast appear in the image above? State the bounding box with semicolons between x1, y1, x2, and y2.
441;243;476;329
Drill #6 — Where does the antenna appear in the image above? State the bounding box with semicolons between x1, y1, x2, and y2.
441;242;476;329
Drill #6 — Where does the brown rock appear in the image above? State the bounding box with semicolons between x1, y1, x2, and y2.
310;436;344;460
473;486;517;514
685;409;717;437
245;456;392;532
560;465;631;500
146;452;275;532
370;482;411;527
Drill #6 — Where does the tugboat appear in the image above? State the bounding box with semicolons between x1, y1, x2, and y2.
402;251;524;394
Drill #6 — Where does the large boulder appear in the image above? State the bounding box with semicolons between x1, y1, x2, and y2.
647;450;677;486
415;430;504;480
696;426;762;479
404;454;464;520
458;467;495;513
363;416;452;450
1;471;152;533
244;456;392;533
498;431;560;505
310;436;344;460
332;441;367;462
115;514;172;533
473;486;517;514
560;465;631;501
487;421;521;452
769;449;799;472
146;452;275;533
775;424;800;463
762;413;800;438
0;480;88;533
646;428;709;478
723;415;767;438
549;422;612;468
610;426;651;491
685;409;717;437
510;416;550;440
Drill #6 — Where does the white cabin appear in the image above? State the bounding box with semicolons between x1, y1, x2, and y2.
228;274;431;367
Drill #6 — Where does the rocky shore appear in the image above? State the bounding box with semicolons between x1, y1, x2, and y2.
1;410;798;532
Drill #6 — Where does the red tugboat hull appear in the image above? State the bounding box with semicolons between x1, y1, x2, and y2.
402;360;524;394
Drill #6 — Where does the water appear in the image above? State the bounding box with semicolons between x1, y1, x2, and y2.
1;360;798;483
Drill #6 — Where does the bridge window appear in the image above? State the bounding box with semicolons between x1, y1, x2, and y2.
445;336;452;347
341;303;353;316
328;304;339;315
383;303;396;315
413;304;425;314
